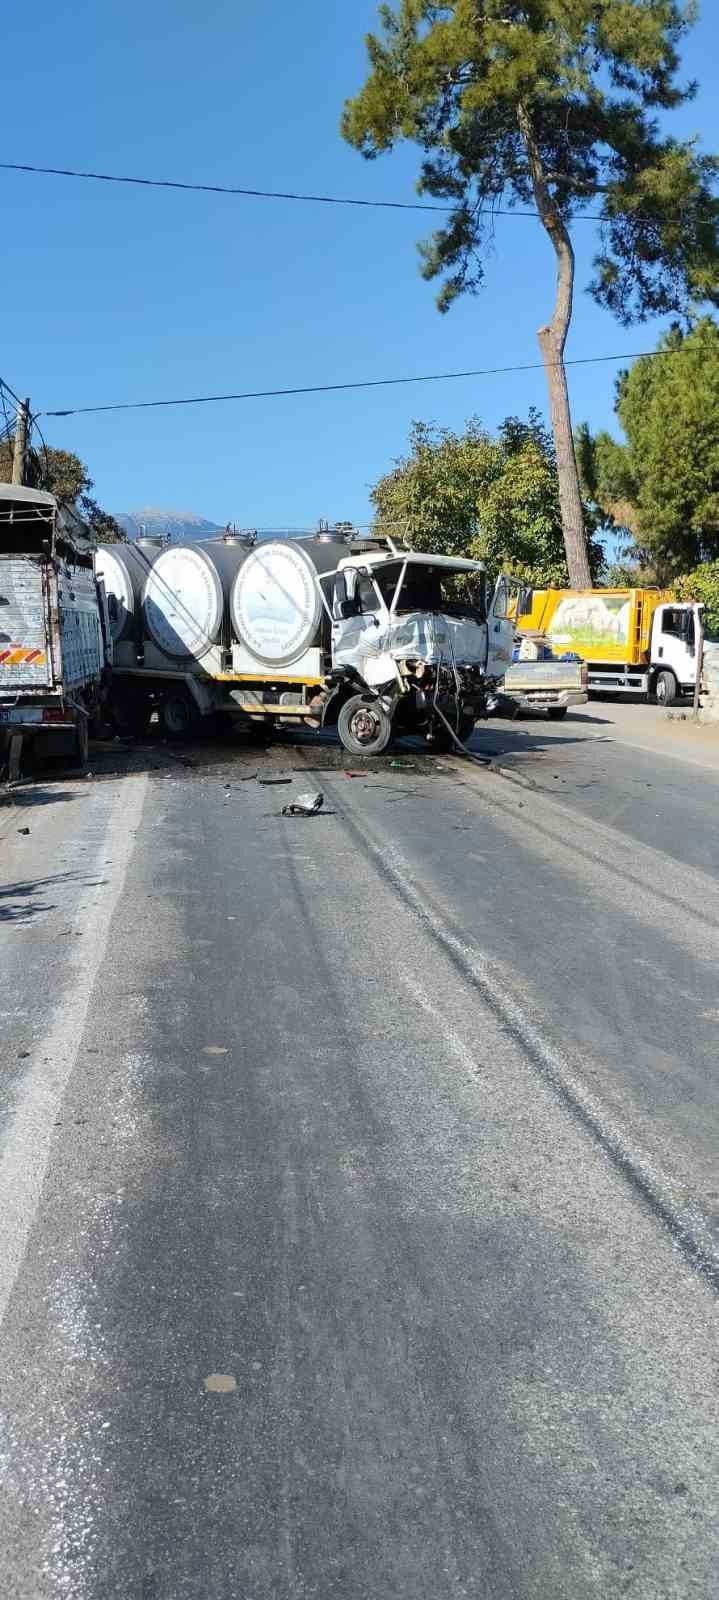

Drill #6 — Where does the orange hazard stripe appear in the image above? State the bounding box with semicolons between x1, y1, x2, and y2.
0;646;47;666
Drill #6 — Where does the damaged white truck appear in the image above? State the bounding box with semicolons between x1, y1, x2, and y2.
98;530;519;754
313;542;517;754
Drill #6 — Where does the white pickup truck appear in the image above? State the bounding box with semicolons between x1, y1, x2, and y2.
501;632;588;720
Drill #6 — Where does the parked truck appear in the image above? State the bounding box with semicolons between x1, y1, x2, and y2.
0;484;111;779
97;530;519;754
517;587;704;705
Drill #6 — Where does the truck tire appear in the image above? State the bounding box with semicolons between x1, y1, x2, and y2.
108;689;152;738
426;712;475;751
655;670;678;707
546;706;568;720
160;689;200;740
337;695;392;756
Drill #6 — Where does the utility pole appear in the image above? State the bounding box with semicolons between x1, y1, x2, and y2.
11;397;30;486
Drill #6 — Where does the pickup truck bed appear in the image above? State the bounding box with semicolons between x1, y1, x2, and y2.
502;658;588;717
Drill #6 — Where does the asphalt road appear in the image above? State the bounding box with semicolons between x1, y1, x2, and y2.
1;707;718;1599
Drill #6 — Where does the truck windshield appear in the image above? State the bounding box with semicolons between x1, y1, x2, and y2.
362;564;485;620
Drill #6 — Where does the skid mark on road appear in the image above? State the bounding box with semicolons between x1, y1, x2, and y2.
324;778;719;1294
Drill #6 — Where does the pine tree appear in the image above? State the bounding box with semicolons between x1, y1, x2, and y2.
342;1;718;587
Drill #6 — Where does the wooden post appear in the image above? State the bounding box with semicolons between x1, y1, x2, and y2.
11;399;30;486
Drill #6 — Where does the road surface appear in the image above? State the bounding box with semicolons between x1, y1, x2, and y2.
1;708;718;1599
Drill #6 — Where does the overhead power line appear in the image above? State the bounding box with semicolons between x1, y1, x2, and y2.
0;374;23;408
43;349;667;420
0;160;605;221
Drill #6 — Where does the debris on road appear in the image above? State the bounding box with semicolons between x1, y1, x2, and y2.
204;1374;237;1394
16;827;30;836
282;791;325;817
257;773;293;786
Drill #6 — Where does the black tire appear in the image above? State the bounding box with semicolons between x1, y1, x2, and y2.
546;705;568;720
108;690;152;738
655;670;678;707
159;689;200;740
337;694;392;757
427;711;476;752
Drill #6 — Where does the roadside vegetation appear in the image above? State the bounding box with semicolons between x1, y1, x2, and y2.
372;315;719;612
344;1;719;588
0;438;124;543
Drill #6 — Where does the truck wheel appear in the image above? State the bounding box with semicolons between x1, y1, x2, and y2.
337;695;392;756
655;670;678;707
426;713;474;752
108;690;152;738
546;706;568;720
160;690;200;740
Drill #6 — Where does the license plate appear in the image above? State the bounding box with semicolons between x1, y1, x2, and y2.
0;708;43;724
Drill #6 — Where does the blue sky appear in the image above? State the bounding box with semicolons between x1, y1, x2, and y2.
2;1;717;529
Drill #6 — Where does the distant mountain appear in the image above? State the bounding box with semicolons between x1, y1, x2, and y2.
115;508;225;542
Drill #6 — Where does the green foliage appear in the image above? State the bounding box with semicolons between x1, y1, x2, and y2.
577;318;719;576
675;561;719;638
0;438;124;543
343;2;718;320
371;409;604;584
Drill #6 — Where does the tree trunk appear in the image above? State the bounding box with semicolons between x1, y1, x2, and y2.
517;102;592;590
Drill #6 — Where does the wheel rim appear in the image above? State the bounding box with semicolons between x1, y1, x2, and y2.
349;706;381;747
657;680;666;703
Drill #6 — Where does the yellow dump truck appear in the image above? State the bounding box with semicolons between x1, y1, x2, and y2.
517;588;702;705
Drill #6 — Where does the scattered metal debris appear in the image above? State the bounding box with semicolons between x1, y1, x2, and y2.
282;791;325;817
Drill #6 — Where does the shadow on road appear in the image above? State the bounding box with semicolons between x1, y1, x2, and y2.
1;787;77;813
0;870;108;925
1;707;618;798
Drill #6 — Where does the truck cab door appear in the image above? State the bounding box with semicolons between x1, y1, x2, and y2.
652;605;696;690
485;575;516;682
331;570;385;672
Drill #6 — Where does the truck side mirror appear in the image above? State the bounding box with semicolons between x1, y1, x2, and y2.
339;598;360;620
519;588;534;618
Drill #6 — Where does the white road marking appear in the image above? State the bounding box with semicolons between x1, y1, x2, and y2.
0;774;148;1329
